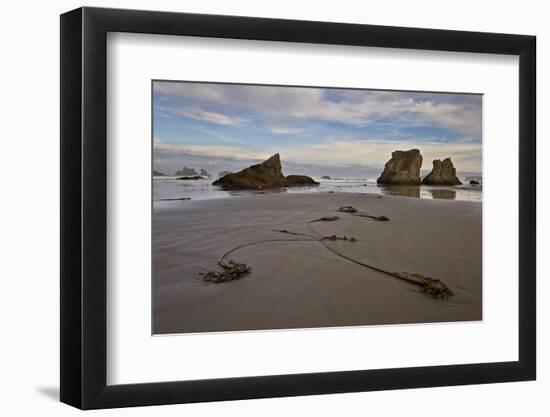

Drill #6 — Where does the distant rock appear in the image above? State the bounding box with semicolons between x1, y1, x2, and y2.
174;167;199;176
465;175;482;184
200;169;210;177
218;171;232;178
377;149;423;185
321;175;331;180
286;175;320;186
153;170;166;176
469;180;480;185
422;158;462;185
213;153;318;189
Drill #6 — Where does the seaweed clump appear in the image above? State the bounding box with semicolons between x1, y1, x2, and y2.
338;206;358;213
420;277;454;299
310;216;339;222
197;212;453;301
393;272;454;299
352;213;389;221
321;234;358;242
200;260;251;283
338;206;389;221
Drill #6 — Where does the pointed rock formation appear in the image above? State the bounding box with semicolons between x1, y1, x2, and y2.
213;154;318;189
377;149;423;185
422;158;462;185
213;153;286;189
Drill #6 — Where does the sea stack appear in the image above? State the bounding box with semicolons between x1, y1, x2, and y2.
174;167;199;176
377;149;423;185
213;154;319;189
422;158;462;185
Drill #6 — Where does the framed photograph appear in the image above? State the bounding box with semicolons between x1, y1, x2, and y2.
60;7;536;409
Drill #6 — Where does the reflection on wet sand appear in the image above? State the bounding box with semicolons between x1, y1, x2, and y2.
379;186;420;198
428;189;456;200
378;185;460;200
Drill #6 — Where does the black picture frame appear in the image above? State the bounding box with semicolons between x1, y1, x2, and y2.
60;6;536;410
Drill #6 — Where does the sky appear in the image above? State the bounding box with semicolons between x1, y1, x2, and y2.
153;81;482;177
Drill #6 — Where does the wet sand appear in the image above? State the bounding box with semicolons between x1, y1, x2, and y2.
153;192;482;334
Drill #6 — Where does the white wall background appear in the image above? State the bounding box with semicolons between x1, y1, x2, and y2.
0;0;546;415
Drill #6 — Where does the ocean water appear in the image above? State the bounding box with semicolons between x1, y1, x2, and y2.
153;176;482;209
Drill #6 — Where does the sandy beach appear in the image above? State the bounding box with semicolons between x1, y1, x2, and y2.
153;192;482;334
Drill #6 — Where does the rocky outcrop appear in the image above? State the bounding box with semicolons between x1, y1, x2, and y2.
286;175;320;186
200;169;210;177
465;175;482;182
422;158;462;185
377;149;423;185
153;170;166;176
321;175;331;180
213;154;318;189
174;167;198;176
213;154;286;189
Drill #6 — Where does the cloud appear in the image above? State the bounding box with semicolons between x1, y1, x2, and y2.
157;105;247;126
153;81;482;138
153;82;229;102
266;125;307;135
154;137;481;172
153;138;267;161
280;139;481;172
153;82;482;173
